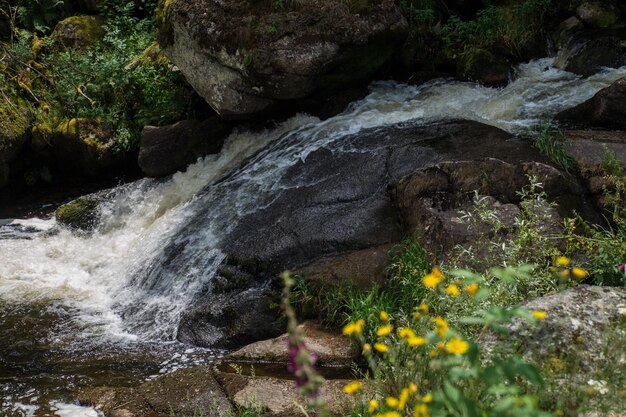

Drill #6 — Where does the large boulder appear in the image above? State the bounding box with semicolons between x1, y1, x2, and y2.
169;120;585;348
157;0;408;117
50;15;105;51
138;117;232;178
557;77;626;130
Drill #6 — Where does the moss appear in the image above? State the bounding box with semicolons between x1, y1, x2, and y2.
55;197;100;230
51;15;105;50
156;0;175;48
0;87;32;162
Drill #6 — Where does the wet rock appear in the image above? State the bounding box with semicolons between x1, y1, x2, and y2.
557;77;626;130
481;285;626;374
576;2;620;28
139;117;232;177
554;30;626;76
226;321;356;365
55;196;100;230
170;120;584;348
157;0;408;117
77;366;233;417
215;371;358;417
51;15;105;51
177;280;285;349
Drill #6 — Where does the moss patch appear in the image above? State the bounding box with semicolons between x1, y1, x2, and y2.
0;87;32;163
55;197;100;230
51;15;105;50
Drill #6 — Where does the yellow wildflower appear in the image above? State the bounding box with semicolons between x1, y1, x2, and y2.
342;319;365;336
464;282;479;296
380;311;389;321
368;399;379;413
445;338;469;355
398;327;416;339
386;397;399;408
342;381;362;394
428;349;438;357
560;269;570;278
408;383;418;393
374;342;389;353
399;388;410;409
407;336;427;347
363;343;372;353
533;310;547;320
572;267;588;279
376;324;393;337
414;403;429;417
434;316;448;338
384;412;402;417
555;256;570;266
419;303;429;313
423;267;444;289
412;311;421;320
422;393;433;403
445;284;460;297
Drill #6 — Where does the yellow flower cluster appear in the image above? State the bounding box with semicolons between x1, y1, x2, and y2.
553;256;588;280
366;383;432;417
434;316;448;338
343;381;362;394
445;338;469;355
343;319;365;335
422;267;444;288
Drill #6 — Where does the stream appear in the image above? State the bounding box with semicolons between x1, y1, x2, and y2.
1;58;625;417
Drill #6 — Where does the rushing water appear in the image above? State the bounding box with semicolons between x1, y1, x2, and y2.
1;59;625;416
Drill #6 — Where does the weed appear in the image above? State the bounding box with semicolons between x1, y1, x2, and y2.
532;123;576;173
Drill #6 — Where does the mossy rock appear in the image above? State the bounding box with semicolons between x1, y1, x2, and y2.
51;15;105;51
576;2;619;28
457;49;511;86
51;118;118;175
55;197;100;230
0;87;33;183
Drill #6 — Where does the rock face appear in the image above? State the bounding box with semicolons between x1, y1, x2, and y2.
557;77;626;130
481;285;626;375
173;120;585;348
157;0;408;117
138;117;232;177
55;196;101;230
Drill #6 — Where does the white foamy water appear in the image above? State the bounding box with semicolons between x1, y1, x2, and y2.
1;59;624;344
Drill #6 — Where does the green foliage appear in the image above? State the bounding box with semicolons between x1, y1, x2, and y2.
442;0;554;58
340;265;553;417
2;0;192;152
564;173;626;287
532;124;575;173
16;0;66;33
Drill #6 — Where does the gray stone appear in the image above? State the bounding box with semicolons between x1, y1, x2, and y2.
157;0;408;117
558;77;626;130
554;30;626;77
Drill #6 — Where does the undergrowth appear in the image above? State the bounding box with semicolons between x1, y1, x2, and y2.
2;0;192;151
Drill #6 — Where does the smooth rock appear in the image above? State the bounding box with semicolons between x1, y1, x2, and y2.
554;29;626;77
215;371;358;417
226;321;356;365
563;130;626;175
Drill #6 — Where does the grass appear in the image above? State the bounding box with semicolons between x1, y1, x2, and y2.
532;124;576;173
